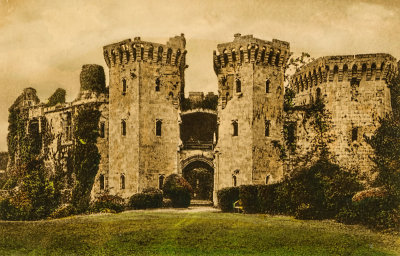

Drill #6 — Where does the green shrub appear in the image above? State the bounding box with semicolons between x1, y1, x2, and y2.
273;159;362;219
0;192;31;221
91;194;125;213
258;184;279;214
239;185;260;213
217;187;239;212
163;174;193;208
129;188;163;209
336;196;400;230
49;204;76;219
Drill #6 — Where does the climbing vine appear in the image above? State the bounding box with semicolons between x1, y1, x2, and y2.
46;88;66;107
71;105;101;212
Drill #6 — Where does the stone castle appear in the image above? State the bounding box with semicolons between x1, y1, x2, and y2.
7;34;398;204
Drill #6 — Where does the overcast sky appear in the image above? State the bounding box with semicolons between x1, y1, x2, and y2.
0;0;399;151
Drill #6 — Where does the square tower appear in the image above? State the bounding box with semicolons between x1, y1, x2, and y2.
213;34;290;195
103;35;187;197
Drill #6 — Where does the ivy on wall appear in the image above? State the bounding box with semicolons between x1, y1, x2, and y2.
71;105;101;212
46;88;66;107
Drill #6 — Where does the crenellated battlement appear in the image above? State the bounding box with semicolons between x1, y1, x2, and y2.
291;53;398;93
103;34;187;69
213;33;290;74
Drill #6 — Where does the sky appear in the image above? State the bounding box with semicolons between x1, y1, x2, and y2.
0;0;399;151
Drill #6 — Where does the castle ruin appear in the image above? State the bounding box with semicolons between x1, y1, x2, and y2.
7;34;398;204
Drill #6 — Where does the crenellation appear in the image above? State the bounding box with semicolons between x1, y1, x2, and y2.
6;33;399;207
213;34;290;74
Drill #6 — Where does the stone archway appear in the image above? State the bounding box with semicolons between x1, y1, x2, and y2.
181;157;214;201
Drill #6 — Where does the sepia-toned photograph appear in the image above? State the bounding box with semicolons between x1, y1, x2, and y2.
0;0;399;255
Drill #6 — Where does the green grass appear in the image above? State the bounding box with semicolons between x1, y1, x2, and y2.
0;209;399;255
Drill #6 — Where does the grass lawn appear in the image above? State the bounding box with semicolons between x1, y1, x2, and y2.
0;208;399;256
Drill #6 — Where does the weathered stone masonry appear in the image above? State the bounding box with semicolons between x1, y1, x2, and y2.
213;34;290;199
7;33;398;204
288;54;397;176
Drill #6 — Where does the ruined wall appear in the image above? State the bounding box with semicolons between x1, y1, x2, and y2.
24;65;109;201
289;54;397;176
104;35;186;198
213;34;289;198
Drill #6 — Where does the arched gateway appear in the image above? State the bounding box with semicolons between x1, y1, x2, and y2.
179;108;217;202
180;155;214;201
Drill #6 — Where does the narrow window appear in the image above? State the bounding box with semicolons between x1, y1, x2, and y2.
122;79;127;95
352;127;358;142
120;174;125;189
265;120;270;137
100;174;105;190
156;119;162;136
265;175;270;185
266;79;270;93
155;78;160;91
100;122;105;138
232;120;238;136
121;120;126;136
236;79;241;93
65;112;72;141
239;47;244;63
159;175;165;189
233;175;237;187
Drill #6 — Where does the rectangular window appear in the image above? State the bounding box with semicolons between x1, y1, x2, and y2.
232;120;238;136
265;120;270;137
121;120;126;136
65;112;72;141
156;119;162;136
100;122;105;138
352;127;358;141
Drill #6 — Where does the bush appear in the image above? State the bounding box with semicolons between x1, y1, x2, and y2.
217;187;239;212
336;196;400;230
239;185;260;213
163;174;193;208
49;204;76;219
129;188;163;209
0;192;31;220
91;194;125;213
258;184;279;214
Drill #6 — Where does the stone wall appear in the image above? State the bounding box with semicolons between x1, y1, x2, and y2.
289;54;397;176
103;35;186;198
213;34;290;200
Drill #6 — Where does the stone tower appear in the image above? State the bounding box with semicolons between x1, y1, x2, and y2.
103;34;187;197
290;54;397;175
213;34;290;195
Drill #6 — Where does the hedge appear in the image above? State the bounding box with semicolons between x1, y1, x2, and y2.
217;187;239;212
129;188;163;209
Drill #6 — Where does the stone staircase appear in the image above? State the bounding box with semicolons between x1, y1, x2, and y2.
190;199;213;207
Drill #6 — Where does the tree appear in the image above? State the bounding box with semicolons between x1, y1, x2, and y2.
367;72;400;203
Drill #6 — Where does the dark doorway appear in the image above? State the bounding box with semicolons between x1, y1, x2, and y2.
182;161;214;201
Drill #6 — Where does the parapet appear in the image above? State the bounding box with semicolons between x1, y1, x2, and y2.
291;53;398;93
103;34;187;69
213;34;290;74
